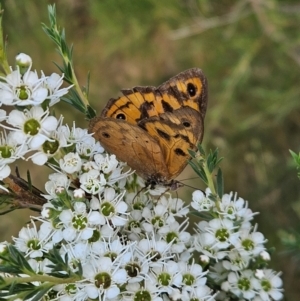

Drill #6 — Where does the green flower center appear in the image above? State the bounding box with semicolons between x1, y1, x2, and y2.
24;119;40;136
27;239;40;250
151;216;164;227
0;146;13;159
133;202;144;210
158;272;171;286
94;272;111;289
128;220;140;231
215;228;229;242
18;85;30;100
134;290;151;301
42;139;59;155
183;273;195;286
166;231;178;243
238;277;251;291
101;202;115;217
261;279;272;291
72;215;87;230
242;239;254;251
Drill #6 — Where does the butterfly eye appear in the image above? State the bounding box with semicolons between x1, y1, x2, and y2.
116;113;126;120
187;83;197;97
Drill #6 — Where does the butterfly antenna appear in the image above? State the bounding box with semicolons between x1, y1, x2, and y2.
177;181;205;194
179;176;200;181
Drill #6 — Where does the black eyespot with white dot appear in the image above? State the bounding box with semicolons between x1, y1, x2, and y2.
116;113;126;120
187;83;197;97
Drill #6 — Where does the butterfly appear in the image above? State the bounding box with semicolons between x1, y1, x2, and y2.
89;68;208;189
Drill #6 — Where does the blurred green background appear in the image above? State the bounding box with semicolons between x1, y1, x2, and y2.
0;0;299;299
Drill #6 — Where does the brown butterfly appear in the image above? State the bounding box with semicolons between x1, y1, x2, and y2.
89;68;208;189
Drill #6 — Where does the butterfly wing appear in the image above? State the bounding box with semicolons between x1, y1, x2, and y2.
158;68;208;119
89;117;170;180
101;68;208;123
139;107;204;179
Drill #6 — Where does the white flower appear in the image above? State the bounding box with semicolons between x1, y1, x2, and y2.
199;218;239;250
42;72;72;106
79;169;106;194
7;106;58;149
82;256;127;300
28;117;70;165
255;269;283;301
76;135;104;158
13;220;53;258
0;68;47;106
191;188;214;211
60;152;82;174
178;260;207;292
194;232;227;260
222;249;250;271
138;236;172;269
98;188;128;227
160;194;190;217
181;285;216;301
0;131;28;176
58;202;104;242
234;227;266;257
58;123;92;145
150;260;182;294
125;281;163;301
122;246;151;283
158;220;191;253
218;192;256;223
43;173;70;200
223;270;259;300
209;262;229;285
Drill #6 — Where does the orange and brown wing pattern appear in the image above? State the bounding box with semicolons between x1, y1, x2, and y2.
158;68;208;119
101;68;208;123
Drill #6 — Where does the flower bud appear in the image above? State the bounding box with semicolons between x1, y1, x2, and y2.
15;53;32;75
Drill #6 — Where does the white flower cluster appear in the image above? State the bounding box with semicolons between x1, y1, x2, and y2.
192;189;283;301
0;53;72;187
0;54;283;301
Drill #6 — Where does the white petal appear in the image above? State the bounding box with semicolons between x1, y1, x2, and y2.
30;135;46;149
41;116;58;131
32;87;48;102
106;286;120;299
62;228;76;241
89;211;105;225
7;110;26;126
0;165;11;179
0;89;14;105
85;285;98;299
81;228;93;240
31;152;48;165
115;201;128;213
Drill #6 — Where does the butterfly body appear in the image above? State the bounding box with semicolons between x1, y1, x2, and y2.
89;68;208;188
